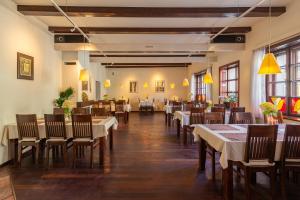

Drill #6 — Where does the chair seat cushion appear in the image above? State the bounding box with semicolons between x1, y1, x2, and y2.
241;160;275;167
19;138;40;143
46;138;67;143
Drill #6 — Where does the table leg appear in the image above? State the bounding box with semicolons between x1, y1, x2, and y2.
99;137;105;166
183;125;188;145
165;113;168;125
109;127;113;151
222;160;233;200
14;139;18;165
126;112;129;123
176;119;180;139
167;113;171;127
198;138;206;171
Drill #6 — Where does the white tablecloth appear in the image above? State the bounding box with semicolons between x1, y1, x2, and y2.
192;124;284;169
1;117;118;146
103;104;131;112
173;111;230;127
139;101;154;107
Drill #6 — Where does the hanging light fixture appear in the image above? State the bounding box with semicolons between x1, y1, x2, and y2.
143;82;149;88
104;79;111;88
204;70;213;84
258;0;281;75
182;78;189;87
79;69;89;81
170;83;175;89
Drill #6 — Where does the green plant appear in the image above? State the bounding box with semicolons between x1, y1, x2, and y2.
103;94;109;100
224;95;238;103
55;87;74;108
82;92;89;102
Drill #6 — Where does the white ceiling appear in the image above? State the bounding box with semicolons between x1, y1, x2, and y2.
12;0;292;64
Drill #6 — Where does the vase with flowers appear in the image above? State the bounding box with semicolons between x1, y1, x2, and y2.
223;95;238;109
62;100;75;120
260;102;278;124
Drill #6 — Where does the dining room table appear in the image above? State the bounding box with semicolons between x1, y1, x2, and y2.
192;124;285;200
1;116;118;166
173;110;231;144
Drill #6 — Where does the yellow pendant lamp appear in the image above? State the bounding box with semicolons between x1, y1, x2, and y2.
104;79;111;88
182;78;189;87
79;69;89;81
258;0;281;75
204;71;213;84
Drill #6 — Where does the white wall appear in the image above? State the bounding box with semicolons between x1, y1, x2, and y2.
0;0;62;164
106;67;188;110
188;0;300;111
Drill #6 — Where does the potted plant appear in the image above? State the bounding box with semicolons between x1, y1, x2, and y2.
62;99;75;120
260;102;278;124
223;95;238;109
54;87;74;108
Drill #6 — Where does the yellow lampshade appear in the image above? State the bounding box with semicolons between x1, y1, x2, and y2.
143;82;149;88
79;69;89;81
182;78;189;87
170;83;175;89
104;79;111;88
258;53;282;74
204;72;213;84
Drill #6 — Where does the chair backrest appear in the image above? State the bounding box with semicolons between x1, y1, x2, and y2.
91;107;107;117
190;107;205;125
213;104;225;108
244;125;278;163
53;108;64;115
72;107;90;115
116;100;126;105
234;112;254;124
44;114;66;139
203;112;224;124
183;102;193;111
101;101;111;112
71;114;93;139
281;124;300;162
16;114;39;140
229;107;246;124
171;105;182;113
115;103;124;112
92;102;99;108
211;106;225;122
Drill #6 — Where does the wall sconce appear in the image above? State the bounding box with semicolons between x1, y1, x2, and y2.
170;83;175;89
104;79;111;88
79;69;89;81
143;82;149;88
182;78;189;87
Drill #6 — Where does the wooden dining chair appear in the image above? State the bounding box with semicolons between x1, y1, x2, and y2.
53;108;64;115
213;104;225;108
16;114;40;166
182;102;193;111
72;107;90;115
233;125;278;200
234;112;254;124
170;102;182;126
229;107;246;124
115;102;126;123
44;114;68;168
280;124;300;199
187;107;205;143
91;107;107;117
101;101;111;114
203;112;224;180
71;114;96;168
211;106;226;123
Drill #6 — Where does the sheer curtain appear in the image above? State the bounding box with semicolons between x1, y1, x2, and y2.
190;75;196;100
251;48;266;119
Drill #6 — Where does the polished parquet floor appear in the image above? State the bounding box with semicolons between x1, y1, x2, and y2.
1;113;300;200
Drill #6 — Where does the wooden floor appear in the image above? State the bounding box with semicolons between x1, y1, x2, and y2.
1;113;300;200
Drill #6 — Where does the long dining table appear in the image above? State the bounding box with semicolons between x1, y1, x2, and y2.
1;116;118;166
192;124;285;200
173;110;231;144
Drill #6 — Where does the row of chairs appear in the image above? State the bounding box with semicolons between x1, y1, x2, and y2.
16;113;106;168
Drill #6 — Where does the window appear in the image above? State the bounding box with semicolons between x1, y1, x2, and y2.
155;80;165;93
129;81;137;93
219;61;240;102
195;70;207;99
266;42;300;116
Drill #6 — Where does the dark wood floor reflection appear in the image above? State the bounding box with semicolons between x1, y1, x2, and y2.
1;113;300;200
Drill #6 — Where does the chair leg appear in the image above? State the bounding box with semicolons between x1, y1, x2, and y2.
244;167;251;200
18;143;22;167
90;143;93;168
270;168;276;200
35;144;39;164
63;143;68;167
212;150;216;181
46;143;50;168
280;168;287;200
72;143;76;168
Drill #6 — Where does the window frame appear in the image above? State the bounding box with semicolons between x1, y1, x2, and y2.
218;61;240;103
194;70;207;98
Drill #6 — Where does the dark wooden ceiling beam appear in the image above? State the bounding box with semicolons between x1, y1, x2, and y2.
49;27;251;34
105;65;188;68
101;63;191;66
17;5;286;17
91;54;205;57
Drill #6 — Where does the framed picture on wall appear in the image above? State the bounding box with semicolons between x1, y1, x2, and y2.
129;81;138;93
82;81;88;91
17;52;34;80
155;80;165;93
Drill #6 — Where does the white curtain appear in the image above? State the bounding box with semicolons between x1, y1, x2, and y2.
190;75;196;100
206;67;213;101
250;48;266;119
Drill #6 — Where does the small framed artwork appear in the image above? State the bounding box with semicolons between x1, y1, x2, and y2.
17;52;34;80
129;81;138;93
155;80;165;93
82;81;88;91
